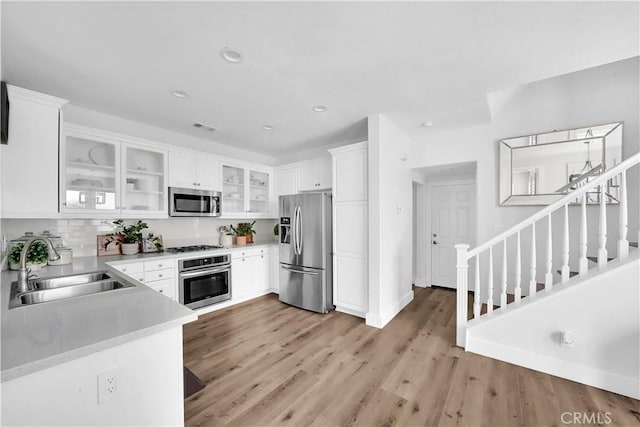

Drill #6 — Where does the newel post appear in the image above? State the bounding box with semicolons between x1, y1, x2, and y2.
455;243;470;348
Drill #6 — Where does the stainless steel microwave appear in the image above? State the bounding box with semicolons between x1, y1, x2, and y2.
169;187;221;217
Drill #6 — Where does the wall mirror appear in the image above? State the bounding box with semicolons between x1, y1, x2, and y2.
499;122;623;206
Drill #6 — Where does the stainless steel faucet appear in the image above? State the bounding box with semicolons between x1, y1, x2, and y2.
16;237;60;292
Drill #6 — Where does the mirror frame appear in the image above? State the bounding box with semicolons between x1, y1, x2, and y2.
499;122;623;206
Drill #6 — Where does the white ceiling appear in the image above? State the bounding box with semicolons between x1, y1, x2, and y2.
2;1;638;157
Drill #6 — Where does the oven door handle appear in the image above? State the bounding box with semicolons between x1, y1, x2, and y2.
179;266;230;278
280;265;319;276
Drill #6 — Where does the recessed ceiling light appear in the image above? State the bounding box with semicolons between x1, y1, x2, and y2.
171;90;189;98
312;105;328;112
420;121;433;127
220;47;244;63
262;125;274;130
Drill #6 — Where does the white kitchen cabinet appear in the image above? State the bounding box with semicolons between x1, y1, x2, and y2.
1;85;68;218
221;163;274;218
109;258;177;301
122;143;168;215
168;150;219;191
298;157;332;191
254;251;270;293
231;256;254;300
329;142;368;318
230;246;274;301
275;166;298;196
60;124;169;218
268;246;279;294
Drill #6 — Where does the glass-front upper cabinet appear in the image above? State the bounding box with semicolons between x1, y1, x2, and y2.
61;127;120;212
248;169;271;214
221;164;274;218
221;164;246;215
122;144;167;214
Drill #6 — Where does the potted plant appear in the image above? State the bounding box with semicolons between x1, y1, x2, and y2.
239;221;257;244
107;219;149;255
230;223;248;245
8;241;49;271
273;223;279;241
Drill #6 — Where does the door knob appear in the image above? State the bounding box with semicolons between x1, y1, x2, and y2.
432;240;439;245
433;233;437;237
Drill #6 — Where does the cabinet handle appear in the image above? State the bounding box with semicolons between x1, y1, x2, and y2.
138;277;144;282
158;263;163;268
193;182;197;186
122;268;127;272
62;202;67;206
159;289;164;293
158;273;163;278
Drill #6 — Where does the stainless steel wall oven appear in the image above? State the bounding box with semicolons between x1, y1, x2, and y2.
178;254;231;309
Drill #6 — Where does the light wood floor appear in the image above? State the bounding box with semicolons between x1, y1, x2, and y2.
183;287;640;426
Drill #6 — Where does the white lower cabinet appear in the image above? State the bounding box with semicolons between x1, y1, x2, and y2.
231;246;274;301
109;258;177;301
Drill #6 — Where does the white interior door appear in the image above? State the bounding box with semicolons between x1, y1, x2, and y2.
430;183;475;288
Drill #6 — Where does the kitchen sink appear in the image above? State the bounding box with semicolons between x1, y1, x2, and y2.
9;272;135;309
30;272;111;289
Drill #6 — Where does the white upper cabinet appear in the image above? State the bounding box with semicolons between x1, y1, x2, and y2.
221;163;275;218
168;150;219;191
298;158;332;191
1;85;68;218
275;167;298;196
60;124;168;218
122;144;168;215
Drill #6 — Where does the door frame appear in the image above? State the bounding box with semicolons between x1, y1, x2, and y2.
425;178;477;287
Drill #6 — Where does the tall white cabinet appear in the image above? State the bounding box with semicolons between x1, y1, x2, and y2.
1;86;68;218
329;142;368;318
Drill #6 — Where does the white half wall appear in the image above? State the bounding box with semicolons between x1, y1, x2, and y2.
367;114;414;328
466;253;640;399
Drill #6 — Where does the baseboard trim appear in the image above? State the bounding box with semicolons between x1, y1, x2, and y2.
335;305;366;318
466;336;640;399
366;290;414;329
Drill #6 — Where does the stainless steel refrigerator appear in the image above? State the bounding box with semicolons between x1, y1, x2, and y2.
278;193;333;313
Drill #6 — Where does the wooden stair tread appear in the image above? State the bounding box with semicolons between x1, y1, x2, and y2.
630;242;638;248
586;256;614;263
555;269;579;277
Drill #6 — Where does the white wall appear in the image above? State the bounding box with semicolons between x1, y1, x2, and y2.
466;254;640;399
64;104;276;166
411;57;640;298
367;114;414;328
1;327;186;426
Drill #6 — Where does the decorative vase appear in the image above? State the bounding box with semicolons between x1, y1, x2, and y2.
220;233;234;247
236;235;247;245
121;243;139;255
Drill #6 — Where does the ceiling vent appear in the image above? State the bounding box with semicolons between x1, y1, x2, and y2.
193;122;216;132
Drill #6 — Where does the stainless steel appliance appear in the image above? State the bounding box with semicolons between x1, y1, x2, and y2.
279;193;333;313
178;254;231;309
169;187;221;217
166;244;223;254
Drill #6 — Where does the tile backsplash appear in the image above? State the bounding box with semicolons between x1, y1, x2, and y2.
1;218;278;257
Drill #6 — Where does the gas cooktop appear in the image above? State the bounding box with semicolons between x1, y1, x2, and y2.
165;245;224;253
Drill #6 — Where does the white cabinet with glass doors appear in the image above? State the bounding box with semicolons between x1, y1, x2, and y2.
60;124;168;217
221;163;274;218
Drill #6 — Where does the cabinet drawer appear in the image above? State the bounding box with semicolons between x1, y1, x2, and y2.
231;248;260;259
112;262;144;275
144;268;175;282
146;278;176;299
144;259;173;272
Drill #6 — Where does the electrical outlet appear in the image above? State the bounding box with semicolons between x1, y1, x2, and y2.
97;367;119;403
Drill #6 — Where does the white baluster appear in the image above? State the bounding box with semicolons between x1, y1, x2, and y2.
598;183;608;268
486;247;494;313
455;244;470;347
545;213;553;290
579;195;588;277
500;240;507;307
618;170;629;260
515;231;522;303
473;255;480;318
529;222;537;297
561;204;570;283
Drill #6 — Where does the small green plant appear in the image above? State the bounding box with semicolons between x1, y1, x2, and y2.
273;223;279;236
146;233;164;251
107;219;149;246
9;241;49;265
231;221;256;237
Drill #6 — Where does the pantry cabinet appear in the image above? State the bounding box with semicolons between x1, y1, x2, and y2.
60;124;168;218
1;85;68;218
221;163;275;218
168;150;219;191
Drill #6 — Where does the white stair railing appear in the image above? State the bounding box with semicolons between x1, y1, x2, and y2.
456;153;639;347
